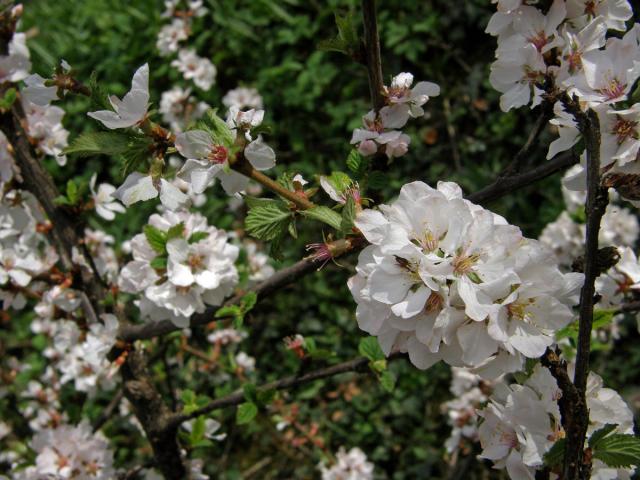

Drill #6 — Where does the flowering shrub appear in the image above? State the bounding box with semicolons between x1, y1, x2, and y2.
1;1;640;479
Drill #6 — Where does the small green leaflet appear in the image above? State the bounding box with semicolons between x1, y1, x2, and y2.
589;424;618;448
592;434;640;468
188;231;209;244
245;202;292;241
341;196;356;234
0;87;17;111
195;110;235;148
317;11;359;57
143;225;168;254
166;222;185;241
300;206;343;230
236;402;258;425
64;131;148;158
346;149;367;176
543;438;565;467
358;337;384;361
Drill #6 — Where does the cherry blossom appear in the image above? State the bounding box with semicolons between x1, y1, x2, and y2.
88;63;150;129
318;447;374;480
171;49;217;90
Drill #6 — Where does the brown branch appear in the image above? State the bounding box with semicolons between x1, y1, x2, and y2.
615;300;640;313
502;100;554;175
466;150;578;205
121;348;186;479
560;98;608;480
171;353;402;427
232;155;316;210
92;387;124;432
361;0;385;111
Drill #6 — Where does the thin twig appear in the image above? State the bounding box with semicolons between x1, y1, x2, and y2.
92;388;124;432
560;97;609;480
170;353;403;427
361;0;385;111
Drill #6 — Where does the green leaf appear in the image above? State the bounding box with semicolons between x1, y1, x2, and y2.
592;434;640;468
593;309;615;330
543;438;566;467
143;225;168;254
0;87;17;111
196;110;235;147
150;256;168;270
244;196;277;209
190;416;206;442
166;222;185;241
300;206;343;230
346;149;365;174
256;388;277;406
236;402;258;425
243;383;258;403
88;70;112;111
188;232;209;244
358;337;384;361
589;424;618;448
368;171;387;190
240;291;258;313
318;11;359;56
64;131;139;158
324;171;353;195
379;370;396;392
181;389;196;406
66;180;79;204
341;196;356;234
245;202;292;241
53;195;71;206
215;305;242;319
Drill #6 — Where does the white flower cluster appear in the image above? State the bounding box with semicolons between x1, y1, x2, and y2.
177;108;276;195
171;48;217;91
118;210;239;327
15;422;115;480
160;86;210;131
351;72;439;159
0;33;69;169
0;190;58;310
222;86;264;111
349;181;583;376
540;167;640;269
156;1;216;91
441;367;497;455
318;447;374;480
488;1;640;206
157;0;207;56
478;364;634;480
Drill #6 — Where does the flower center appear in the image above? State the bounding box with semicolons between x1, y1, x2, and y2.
452;253;479;276
528;31;548;52
425;292;444;314
598;77;626;101
207;145;228;164
188;253;204;270
612;117;638;145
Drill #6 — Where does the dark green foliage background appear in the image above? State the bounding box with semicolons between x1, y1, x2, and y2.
2;0;635;478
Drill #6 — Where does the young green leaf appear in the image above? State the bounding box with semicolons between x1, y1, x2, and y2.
592;434;640;468
543;438;566;467
300;206;343;230
64;131;139;157
379;370;396;393
245;202;292;241
341;196;356;234
236;402;258;425
358;337;384;362
143;225;168;254
188;231;209;244
589;424;618;448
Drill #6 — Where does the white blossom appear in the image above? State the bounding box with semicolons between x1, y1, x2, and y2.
171;49;216;90
88;63;150;129
349;181;581;374
318;447;374;480
119;210;239;327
